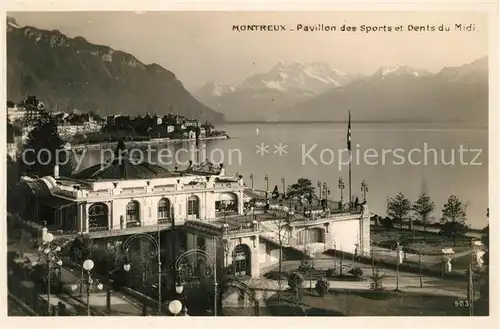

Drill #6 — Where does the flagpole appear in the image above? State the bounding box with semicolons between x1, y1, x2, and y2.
347;111;352;209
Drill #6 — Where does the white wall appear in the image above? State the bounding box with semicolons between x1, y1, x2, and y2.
328;219;360;253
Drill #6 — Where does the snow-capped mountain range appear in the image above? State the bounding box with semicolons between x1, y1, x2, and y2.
194;61;358;121
199;61;354;96
194;58;487;123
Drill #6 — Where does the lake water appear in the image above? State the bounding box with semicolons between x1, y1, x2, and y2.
78;122;489;229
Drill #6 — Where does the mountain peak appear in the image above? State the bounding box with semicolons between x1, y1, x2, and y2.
374;66;431;78
7;22;223;122
7;16;21;29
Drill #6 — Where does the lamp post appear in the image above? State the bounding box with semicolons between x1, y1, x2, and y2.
338;178;345;210
175;242;219;316
323;182;330;209
70;259;103;316
395;234;402;292
361;180;369;203
264;175;269;201
281;177;286;199
332;241;337;272
122;231;162;315
317;181;322;202
249;173;254;190
33;232;63;315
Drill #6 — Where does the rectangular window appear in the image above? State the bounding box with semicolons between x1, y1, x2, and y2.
188;197;199;217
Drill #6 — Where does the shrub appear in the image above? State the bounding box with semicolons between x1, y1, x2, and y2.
288;272;304;293
348;267;363;278
314;278;330;296
326;268;336;278
370;269;385;291
298;259;314;272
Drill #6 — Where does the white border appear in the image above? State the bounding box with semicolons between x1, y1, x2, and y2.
1;1;498;329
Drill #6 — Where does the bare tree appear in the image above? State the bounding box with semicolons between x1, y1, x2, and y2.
273;214;290;309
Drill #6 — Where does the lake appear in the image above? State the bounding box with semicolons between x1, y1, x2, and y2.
77;122;488;229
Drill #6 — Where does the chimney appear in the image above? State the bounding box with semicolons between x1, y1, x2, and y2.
54;165;60;178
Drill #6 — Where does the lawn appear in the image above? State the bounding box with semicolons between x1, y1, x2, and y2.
371;227;472;255
428;254;473;273
266;289;473;316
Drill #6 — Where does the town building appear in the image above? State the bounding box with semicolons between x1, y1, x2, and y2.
14;146;371;279
7;105;27;122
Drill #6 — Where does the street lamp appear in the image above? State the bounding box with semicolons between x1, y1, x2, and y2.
317;181;322;202
122;232;163;315
323;182;330;209
361;180;369;203
70;259;103;316
338;178;345;210
249;173;254;189
34;232;63;315
168;299;183;316
281;177;286;199
175;244;218;316
264;175;269;201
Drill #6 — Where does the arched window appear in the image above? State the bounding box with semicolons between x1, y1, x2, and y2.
89;203;108;231
158;198;171;221
187;195;199;218
232;244;252;277
126;201;140;227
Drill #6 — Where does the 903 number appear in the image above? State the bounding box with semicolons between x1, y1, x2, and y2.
454;300;470;307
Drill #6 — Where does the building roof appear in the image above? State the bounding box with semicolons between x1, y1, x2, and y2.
72;156;180;180
21;179;52;197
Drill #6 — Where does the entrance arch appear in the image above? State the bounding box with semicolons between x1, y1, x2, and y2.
221;277;260;316
232;244;251;277
88;203;108;231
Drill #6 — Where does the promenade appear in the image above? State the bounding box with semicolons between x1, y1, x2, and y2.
7;239;143;316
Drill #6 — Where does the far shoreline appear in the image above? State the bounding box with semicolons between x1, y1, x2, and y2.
70;135;229;151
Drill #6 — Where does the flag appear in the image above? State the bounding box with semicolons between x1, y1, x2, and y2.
347;110;352;151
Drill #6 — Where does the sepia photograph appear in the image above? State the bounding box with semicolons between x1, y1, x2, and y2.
3;7;494;319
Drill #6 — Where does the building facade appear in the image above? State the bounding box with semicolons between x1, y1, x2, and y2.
16;150;370;279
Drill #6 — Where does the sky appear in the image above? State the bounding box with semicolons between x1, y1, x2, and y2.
9;11;488;91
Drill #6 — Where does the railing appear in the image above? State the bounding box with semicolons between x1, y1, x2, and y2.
88;225;109;232
214;182;241;189
87;190;112;197
157;218;171;225
121;188;147;195
152;185;176;192
126;221;141;228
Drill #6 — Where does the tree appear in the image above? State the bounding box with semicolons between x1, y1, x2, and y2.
287;272;305;315
65;234;95;296
271;185;280;201
412;193;435;232
441;195;467;247
23;110;70;177
287;178;314;202
387;193;411;229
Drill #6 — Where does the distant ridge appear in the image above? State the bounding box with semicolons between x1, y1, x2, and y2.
6;18;224;122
